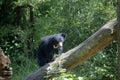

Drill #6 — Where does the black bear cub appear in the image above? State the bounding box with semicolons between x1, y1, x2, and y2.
37;33;67;67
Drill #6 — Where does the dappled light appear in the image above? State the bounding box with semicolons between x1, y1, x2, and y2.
0;0;118;80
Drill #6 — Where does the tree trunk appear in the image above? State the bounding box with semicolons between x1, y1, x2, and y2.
0;49;12;80
23;19;117;80
117;1;120;80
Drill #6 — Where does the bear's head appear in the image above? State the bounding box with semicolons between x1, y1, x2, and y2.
50;33;67;49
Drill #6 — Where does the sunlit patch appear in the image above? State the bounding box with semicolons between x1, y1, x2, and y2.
59;42;63;47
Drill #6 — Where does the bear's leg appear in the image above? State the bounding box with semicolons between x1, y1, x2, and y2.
38;57;48;67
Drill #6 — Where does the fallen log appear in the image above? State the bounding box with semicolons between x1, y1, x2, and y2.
23;19;117;80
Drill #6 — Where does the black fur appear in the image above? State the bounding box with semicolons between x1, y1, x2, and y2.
37;33;67;67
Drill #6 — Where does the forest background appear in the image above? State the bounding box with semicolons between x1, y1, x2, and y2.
0;0;118;80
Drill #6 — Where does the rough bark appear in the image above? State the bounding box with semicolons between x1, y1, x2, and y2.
0;49;12;80
23;19;117;80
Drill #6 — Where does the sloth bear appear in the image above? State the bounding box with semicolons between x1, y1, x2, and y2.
37;33;67;67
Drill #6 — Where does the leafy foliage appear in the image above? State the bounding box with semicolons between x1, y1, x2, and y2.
0;0;118;80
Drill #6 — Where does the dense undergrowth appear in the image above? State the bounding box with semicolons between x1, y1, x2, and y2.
0;0;118;80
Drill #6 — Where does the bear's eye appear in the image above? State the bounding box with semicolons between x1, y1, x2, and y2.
53;45;58;49
53;42;63;49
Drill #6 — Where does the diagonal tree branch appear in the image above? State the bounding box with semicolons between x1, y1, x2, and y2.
23;19;117;80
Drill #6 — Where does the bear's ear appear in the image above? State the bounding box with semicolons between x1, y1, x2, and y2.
61;33;67;38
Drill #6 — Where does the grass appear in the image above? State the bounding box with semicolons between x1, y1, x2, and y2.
11;58;39;80
11;57;82;80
